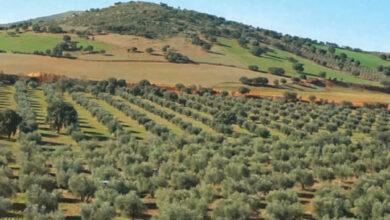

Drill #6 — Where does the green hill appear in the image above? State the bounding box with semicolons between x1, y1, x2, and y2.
0;1;389;90
39;1;388;85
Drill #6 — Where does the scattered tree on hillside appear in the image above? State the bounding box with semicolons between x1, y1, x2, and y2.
250;46;267;57
292;63;304;73
268;67;285;75
238;86;250;94
165;51;191;63
63;35;71;42
146;47;154;54
248;65;259;71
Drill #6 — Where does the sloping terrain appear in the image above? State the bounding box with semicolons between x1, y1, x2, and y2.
0;1;389;105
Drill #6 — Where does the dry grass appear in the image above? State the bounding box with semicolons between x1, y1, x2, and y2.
0;53;275;87
216;84;390;105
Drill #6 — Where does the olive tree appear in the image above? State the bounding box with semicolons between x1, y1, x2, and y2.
115;191;146;219
68;174;96;202
265;189;302;220
0;109;22;139
312;183;351;219
46;101;78;133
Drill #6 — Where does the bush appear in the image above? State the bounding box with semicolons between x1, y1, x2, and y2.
250;46;267;56
265;190;302;220
248;65;259;71
165;51;191;63
115;191;146;219
145;47;154;53
238;86;250;94
268;67;285;75
0;197;10;217
239;76;268;86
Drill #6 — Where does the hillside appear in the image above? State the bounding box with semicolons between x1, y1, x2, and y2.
0;1;389;105
29;1;388;83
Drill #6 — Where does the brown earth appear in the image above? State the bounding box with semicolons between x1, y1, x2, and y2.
0;53;281;86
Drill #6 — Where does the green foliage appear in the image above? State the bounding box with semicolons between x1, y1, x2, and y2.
312;183;351;219
250;46;267;57
268;67;285;75
26;185;60;213
115;191;146;219
292;63;304;73
212;193;253;220
0;197;11;217
0;109;22;138
46;100;78;133
165;51;192;63
238;86;250;94
239;76;268;86
265;189;302;220
81;200;116;220
68;174;97;202
146;47;154;54
248;65;259;71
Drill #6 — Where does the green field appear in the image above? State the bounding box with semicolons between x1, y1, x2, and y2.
315;44;390;69
0;31;111;53
217;38;379;86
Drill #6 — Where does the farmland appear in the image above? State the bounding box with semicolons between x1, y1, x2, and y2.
0;78;388;219
0;31;110;54
315;44;390;69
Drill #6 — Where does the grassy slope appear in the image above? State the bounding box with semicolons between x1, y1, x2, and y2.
0;31;111;53
0;30;379;87
315;44;390;68
218;38;379;86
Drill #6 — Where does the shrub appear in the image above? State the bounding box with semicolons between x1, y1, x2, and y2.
268;67;285;75
248;65;259;71
238;86;250;94
165;51;191;63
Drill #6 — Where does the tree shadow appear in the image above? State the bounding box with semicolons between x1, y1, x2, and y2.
298;192;314;199
11;202;26;212
65;216;82;220
207;51;225;56
262;55;284;63
41;133;59;138
41;141;63;147
80;125;94;129
266;53;285;61
59;197;80;204
216;42;230;48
